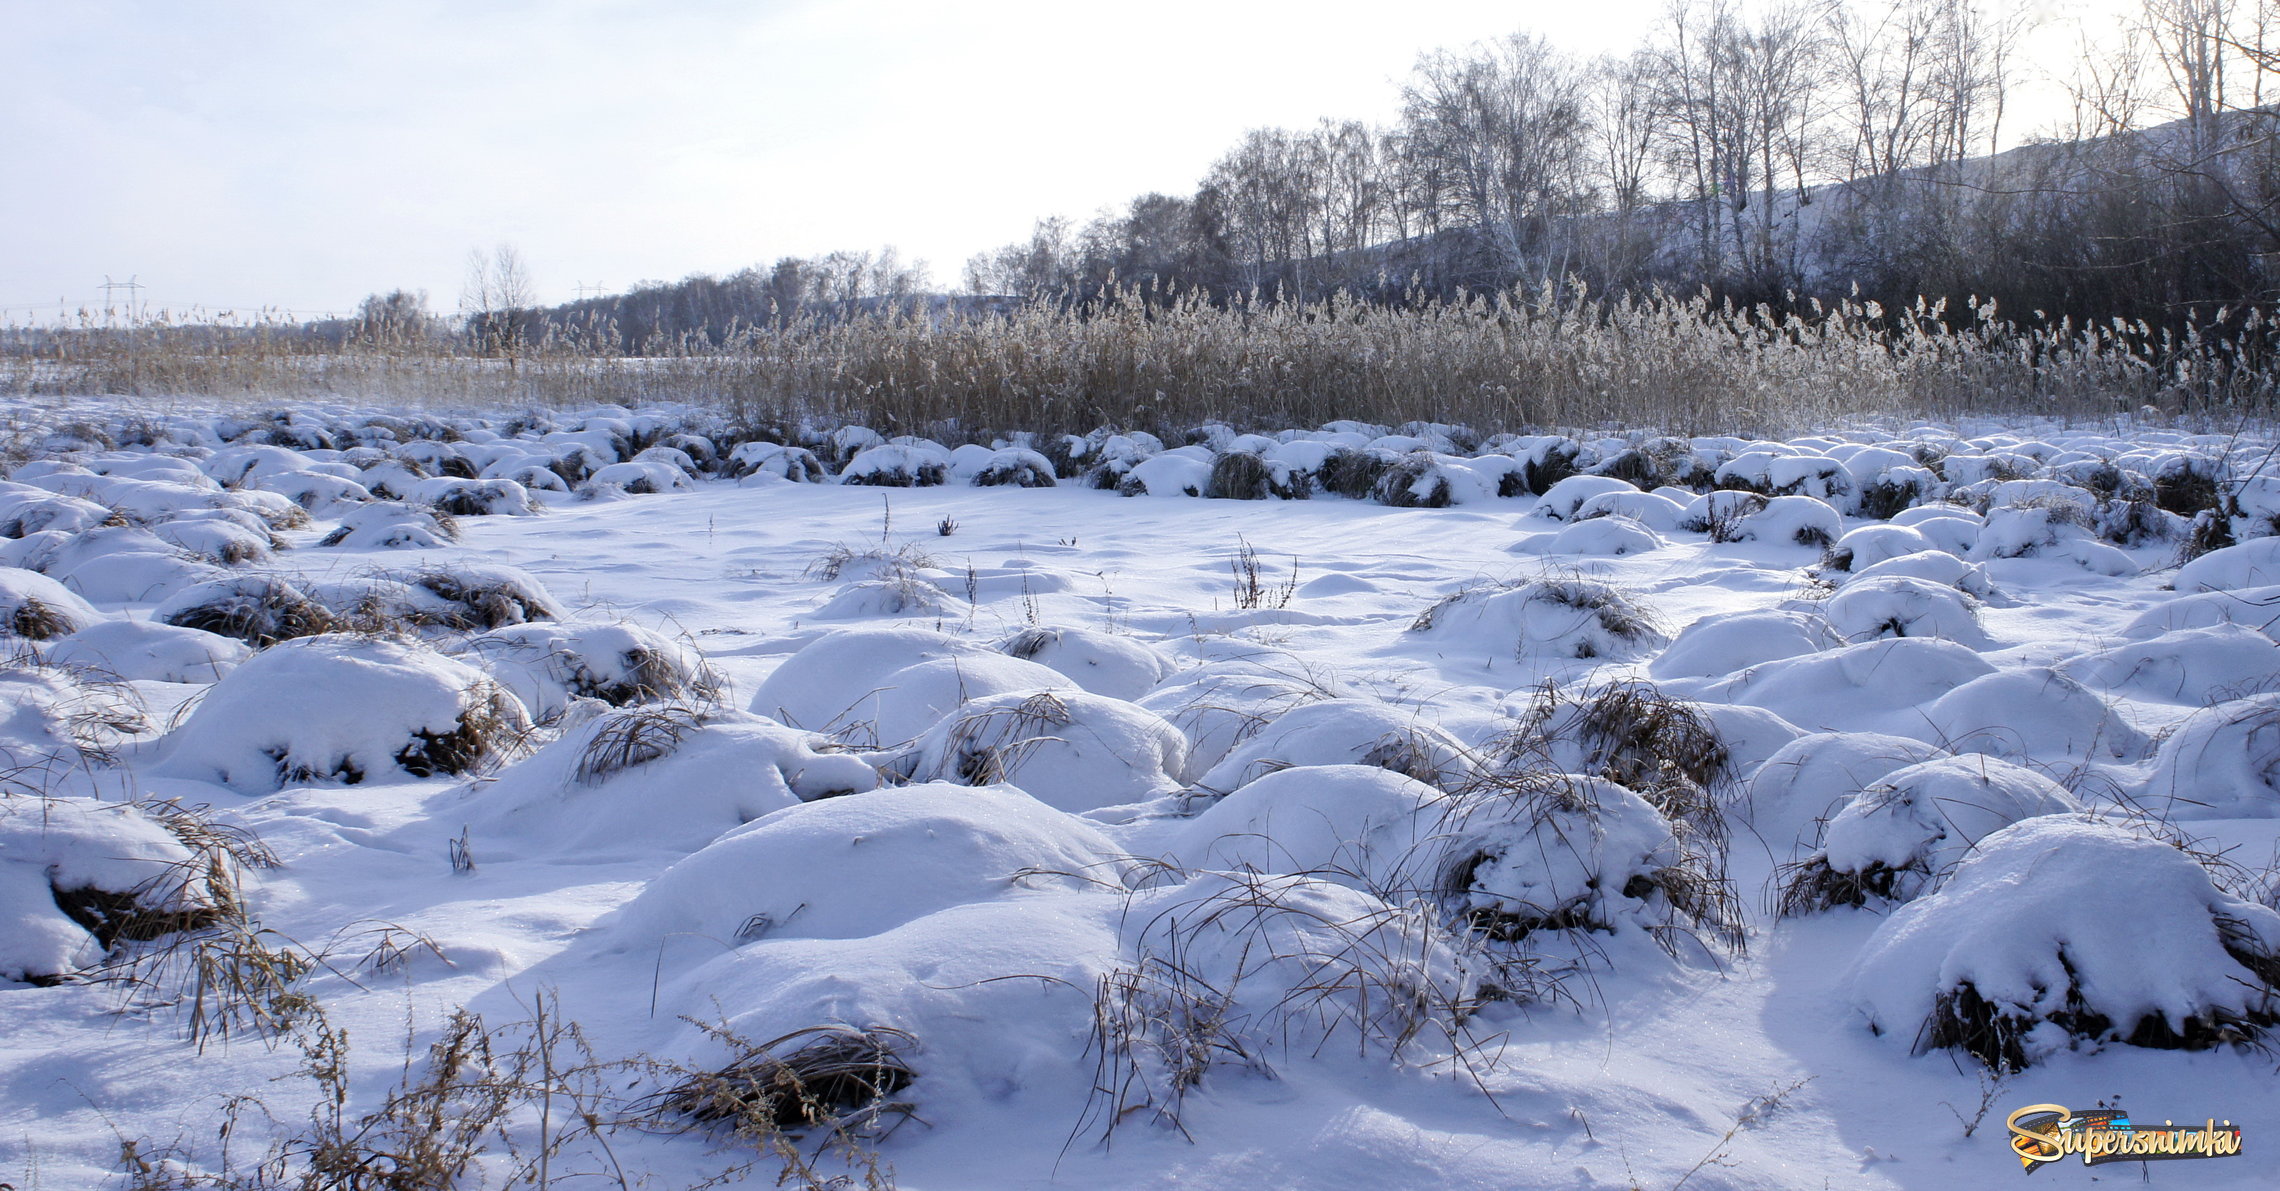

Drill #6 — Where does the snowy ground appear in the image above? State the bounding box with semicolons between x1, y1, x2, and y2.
2;403;2279;1189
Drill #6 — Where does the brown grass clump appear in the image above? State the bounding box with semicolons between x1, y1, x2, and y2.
160;577;335;646
572;704;709;784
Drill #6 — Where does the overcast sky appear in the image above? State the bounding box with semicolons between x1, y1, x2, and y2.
4;0;2129;319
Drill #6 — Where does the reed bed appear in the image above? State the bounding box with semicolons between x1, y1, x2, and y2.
6;288;2271;438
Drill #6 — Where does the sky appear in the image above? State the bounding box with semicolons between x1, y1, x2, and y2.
2;0;2136;320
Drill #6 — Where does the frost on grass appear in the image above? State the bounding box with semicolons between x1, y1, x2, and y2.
155;635;532;792
1779;756;2080;915
1849;815;2280;1071
611;782;1126;946
0;795;266;985
1409;575;1666;661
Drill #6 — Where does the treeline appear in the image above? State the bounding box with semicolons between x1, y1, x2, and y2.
961;0;2280;327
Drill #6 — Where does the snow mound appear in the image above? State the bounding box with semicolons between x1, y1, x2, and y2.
1910;667;2148;761
1530;474;1639;521
1822;574;1992;648
1133;664;1332;780
2172;536;2280;593
1409;576;1666;661
1780;755;2080;913
998;626;1175;700
317;501;459;549
610;782;1124;945
156;634;530;792
1823;524;1942;573
152;574;335;646
1743;731;1951;853
748;625;992;735
1424;772;1728;947
1848;815;2280;1070
1167;765;1445;891
900;689;1187;815
1650;608;1838;680
461;706;878;856
1192;698;1473;796
1548;514;1663;556
0;567;102;640
1729;494;1844;548
2144;693;2280;818
0;796;244;984
44;620;249;684
2122;584;2280;642
1695;636;1998;733
458;621;720;721
2057;624;2280;704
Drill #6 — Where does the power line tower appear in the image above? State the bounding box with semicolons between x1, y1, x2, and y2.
573;281;609;301
99;275;145;325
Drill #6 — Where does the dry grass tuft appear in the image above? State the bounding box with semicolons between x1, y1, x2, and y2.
573;704;709;784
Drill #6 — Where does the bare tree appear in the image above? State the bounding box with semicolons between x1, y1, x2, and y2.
461;243;536;360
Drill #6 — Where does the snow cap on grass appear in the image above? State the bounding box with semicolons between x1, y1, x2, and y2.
2056;624;2280;705
0;567;101;640
45;620;249;684
747;624;990;736
152;574;335;646
1168;765;1445;892
459;620;720;721
1133;663;1333;781
1529;474;1640;521
156;634;530;792
901;689;1187;815
610;782;1123;946
1192;698;1473;796
1547;514;1663;556
997;625;1175;700
825;653;1074;748
1780;755;2080;913
1822;574;1992;648
461;706;878;857
0;796;242;984
1848;815;2280;1070
1743;731;1950;851
1841;549;1994;598
1909;667;2148;761
1409;575;1666;661
316;501;459;549
0;666;149;771
2122;584;2280;642
1696;635;1997;733
1650;608;1839;680
1822;524;1942;573
1729;494;1844;548
2144;693;2280;818
2171;536;2280;593
1424;771;1725;947
837;442;949;488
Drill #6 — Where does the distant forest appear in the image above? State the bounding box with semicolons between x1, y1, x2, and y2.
346;0;2280;351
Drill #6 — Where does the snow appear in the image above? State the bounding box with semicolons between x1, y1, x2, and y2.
1849;815;2280;1067
8;401;2280;1190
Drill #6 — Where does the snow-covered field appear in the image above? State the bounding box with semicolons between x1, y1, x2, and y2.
3;401;2279;1189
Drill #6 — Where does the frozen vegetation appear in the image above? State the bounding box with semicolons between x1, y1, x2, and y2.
0;397;2277;1188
